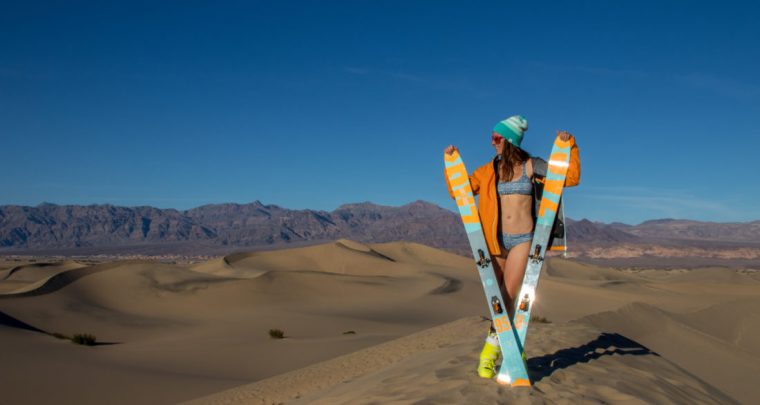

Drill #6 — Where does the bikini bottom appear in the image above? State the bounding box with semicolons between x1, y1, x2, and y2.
498;231;534;250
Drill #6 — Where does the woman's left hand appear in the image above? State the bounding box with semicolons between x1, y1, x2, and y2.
557;130;573;141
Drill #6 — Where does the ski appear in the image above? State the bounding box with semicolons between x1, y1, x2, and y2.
513;135;573;346
444;150;531;387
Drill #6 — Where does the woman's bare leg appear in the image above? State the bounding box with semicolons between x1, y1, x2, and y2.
503;242;531;317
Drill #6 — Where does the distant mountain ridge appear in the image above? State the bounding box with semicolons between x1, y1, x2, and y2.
1;201;758;256
616;218;760;242
0;201;466;254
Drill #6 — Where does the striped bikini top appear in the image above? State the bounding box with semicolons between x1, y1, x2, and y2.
496;161;533;196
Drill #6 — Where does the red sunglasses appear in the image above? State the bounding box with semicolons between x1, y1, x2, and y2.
491;133;504;143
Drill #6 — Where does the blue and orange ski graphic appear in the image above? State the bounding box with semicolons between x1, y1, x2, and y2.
444;150;531;387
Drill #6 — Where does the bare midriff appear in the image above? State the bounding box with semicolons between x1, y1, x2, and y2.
499;194;534;234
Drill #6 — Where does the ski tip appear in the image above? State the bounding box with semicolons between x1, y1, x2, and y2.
511;378;532;388
495;373;511;385
554;135;573;149
444;150;460;161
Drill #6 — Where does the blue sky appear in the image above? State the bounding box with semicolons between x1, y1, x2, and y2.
2;1;759;224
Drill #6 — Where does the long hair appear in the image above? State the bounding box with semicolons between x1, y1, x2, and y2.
497;142;531;181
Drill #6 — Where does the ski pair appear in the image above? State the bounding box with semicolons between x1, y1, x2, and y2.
443;135;572;387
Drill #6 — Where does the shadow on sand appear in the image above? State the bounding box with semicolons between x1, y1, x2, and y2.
0;310;47;333
527;332;659;383
1;310;120;345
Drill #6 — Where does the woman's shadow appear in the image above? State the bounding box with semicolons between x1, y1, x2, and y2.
527;332;658;382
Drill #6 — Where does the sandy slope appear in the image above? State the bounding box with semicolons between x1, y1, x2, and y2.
1;241;759;404
186;318;735;405
0;241;482;404
582;301;760;404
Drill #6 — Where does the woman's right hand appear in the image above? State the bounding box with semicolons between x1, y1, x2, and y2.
444;145;457;155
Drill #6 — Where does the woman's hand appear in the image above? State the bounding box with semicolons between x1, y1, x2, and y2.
557;130;573;142
444;145;457;155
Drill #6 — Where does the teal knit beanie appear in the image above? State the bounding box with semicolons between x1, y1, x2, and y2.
493;115;528;148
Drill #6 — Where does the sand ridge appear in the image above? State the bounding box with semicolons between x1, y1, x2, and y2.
0;260;87;294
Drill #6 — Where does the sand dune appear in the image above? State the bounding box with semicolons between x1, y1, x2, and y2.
1;241;758;404
0;241;484;404
582;301;760;404
186;317;736;405
0;260;86;294
680;299;760;355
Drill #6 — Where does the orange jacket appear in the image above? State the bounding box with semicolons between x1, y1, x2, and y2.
446;136;581;256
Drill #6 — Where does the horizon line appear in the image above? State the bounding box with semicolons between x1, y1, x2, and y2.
1;200;757;227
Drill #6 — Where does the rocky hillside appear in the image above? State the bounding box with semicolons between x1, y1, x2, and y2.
0;201;467;254
1;202;758;259
614;219;760;242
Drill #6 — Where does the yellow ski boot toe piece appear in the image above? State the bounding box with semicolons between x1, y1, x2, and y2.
477;340;501;379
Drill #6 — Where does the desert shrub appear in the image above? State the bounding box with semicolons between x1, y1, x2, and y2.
530;315;551;324
269;329;285;339
71;333;97;346
342;330;356;335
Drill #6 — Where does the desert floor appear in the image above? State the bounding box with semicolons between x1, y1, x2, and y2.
2;239;759;404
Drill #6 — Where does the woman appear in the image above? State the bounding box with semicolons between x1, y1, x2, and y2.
444;115;581;378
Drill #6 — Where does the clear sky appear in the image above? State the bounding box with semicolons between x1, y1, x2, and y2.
2;1;759;224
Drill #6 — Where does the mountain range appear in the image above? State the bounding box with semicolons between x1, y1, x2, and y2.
1;201;759;260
